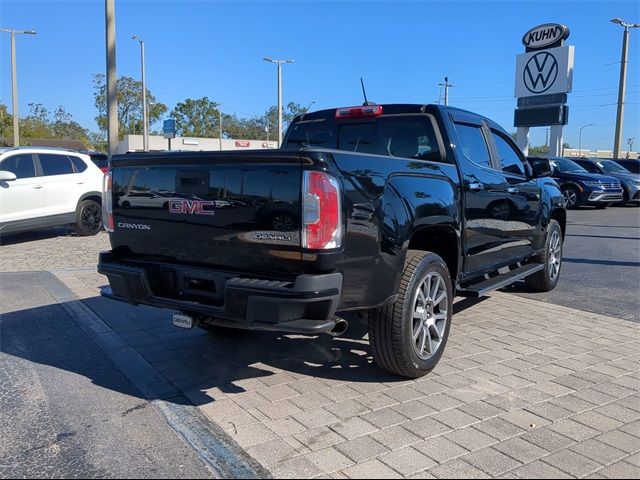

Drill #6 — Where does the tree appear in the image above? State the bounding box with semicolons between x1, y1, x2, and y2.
170;97;221;137
19;103;54;139
528;144;550;156
0;103;13;139
264;102;306;135
93;74;167;138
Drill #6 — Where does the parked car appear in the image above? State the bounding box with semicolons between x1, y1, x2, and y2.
528;156;623;209
0;146;104;235
99;103;566;378
613;158;640;174
80;149;109;173
572;158;640;204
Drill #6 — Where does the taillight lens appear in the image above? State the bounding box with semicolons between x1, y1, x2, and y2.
103;172;114;232
302;171;342;250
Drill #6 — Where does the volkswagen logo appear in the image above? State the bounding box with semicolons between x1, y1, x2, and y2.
523;51;558;94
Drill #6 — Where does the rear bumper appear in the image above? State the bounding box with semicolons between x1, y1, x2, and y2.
98;252;343;334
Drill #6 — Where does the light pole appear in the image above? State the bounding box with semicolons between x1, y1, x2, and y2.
578;124;594;157
0;28;36;147
263;57;294;147
611;18;640;159
132;34;148;152
304;101;316;113
628;138;635;158
438;76;453;106
105;0;118;158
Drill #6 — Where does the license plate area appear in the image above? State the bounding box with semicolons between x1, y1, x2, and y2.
175;267;224;305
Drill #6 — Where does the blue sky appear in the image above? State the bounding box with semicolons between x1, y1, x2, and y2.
1;0;638;150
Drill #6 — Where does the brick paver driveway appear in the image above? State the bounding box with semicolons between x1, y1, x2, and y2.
1;229;639;479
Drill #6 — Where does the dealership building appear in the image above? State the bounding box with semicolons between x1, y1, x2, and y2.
116;134;278;154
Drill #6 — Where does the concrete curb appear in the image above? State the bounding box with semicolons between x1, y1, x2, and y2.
34;270;270;479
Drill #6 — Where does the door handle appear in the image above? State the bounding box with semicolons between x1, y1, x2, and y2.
32;185;43;189
468;182;485;192
507;187;519;194
76;181;85;185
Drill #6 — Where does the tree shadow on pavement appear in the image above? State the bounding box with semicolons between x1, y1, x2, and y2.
0;227;76;246
1;281;491;407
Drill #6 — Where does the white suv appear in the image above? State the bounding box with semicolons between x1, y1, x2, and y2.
0;147;105;236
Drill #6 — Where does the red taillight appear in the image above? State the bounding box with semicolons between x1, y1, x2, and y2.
302;171;342;250
103;172;114;232
335;105;383;120
100;167;109;174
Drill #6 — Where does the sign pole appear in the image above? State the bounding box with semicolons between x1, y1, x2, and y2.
550;125;563;157
516;127;530;155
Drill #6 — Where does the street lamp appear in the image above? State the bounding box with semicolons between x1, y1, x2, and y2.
610;18;640;159
304;101;316;113
263;57;294;147
0;28;36;147
131;34;148;152
579;124;594;157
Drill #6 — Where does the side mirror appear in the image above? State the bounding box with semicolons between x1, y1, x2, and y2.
530;159;554;178
0;170;17;182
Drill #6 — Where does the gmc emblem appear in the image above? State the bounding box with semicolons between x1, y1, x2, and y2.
169;199;215;215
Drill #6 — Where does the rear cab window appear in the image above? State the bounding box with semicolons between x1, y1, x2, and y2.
284;112;445;163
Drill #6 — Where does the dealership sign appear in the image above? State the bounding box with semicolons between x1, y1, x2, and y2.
515;45;574;98
522;23;569;50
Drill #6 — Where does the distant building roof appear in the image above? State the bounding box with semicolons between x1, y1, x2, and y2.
0;137;86;150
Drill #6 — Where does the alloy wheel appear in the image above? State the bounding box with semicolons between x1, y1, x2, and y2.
549;229;562;280
411;272;448;360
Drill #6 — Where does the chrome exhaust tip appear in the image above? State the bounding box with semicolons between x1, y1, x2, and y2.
328;318;348;337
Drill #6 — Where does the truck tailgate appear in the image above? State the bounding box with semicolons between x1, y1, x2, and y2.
109;151;303;276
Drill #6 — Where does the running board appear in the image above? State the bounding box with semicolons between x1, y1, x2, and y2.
457;263;545;298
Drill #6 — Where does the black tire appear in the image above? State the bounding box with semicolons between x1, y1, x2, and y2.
122;201;131;208
562;186;581;209
525;219;563;292
74;199;102;236
368;250;453;378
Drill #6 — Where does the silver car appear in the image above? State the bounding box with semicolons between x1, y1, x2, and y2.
574;158;640;204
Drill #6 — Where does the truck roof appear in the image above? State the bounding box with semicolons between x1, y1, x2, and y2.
296;103;507;134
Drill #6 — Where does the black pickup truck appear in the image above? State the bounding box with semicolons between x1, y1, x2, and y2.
99;104;565;378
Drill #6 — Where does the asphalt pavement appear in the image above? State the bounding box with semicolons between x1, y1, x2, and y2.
0;271;217;478
506;205;640;322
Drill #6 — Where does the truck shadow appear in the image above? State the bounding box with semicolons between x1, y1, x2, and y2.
1;293;489;408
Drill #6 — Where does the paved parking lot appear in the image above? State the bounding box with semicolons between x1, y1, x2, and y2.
1;207;639;479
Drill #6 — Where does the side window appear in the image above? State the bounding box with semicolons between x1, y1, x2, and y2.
69;155;88;173
580;162;599;173
38;154;75;176
1;154;37;179
491;131;526;176
454;123;492;168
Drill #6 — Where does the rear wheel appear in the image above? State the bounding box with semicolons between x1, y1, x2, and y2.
74;199;102;236
562;186;580;209
368;250;452;378
525;219;563;292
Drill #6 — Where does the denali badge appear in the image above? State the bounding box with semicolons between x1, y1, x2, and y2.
169;199;215;215
118;222;151;230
